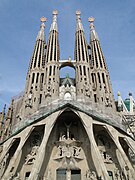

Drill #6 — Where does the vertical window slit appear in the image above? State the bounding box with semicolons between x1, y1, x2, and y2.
31;73;35;84
39;94;42;104
36;73;39;83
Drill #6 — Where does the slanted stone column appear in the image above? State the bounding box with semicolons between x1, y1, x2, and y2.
78;112;109;179
29;111;60;180
105;125;135;179
2;126;33;180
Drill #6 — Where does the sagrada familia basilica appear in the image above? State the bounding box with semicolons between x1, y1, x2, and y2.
0;10;135;180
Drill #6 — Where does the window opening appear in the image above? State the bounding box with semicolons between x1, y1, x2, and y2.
102;73;105;84
49;66;52;76
71;170;81;180
25;172;31;180
36;73;39;83
57;169;66;180
97;72;101;83
83;66;86;76
39;94;42;104
108;171;113;180
79;66;82;76
31;73;35;84
94;94;97;103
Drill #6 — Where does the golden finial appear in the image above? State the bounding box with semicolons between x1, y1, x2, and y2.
40;16;47;23
76;10;81;16
53;10;58;15
88;17;95;29
88;17;94;23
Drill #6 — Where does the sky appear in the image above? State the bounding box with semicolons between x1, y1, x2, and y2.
0;0;135;110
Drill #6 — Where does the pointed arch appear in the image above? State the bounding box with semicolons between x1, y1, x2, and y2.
0;138;20;178
39;109;96;178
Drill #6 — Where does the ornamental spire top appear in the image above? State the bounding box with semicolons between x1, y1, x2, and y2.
36;16;46;41
88;17;95;29
88;17;99;41
50;10;58;32
76;10;84;31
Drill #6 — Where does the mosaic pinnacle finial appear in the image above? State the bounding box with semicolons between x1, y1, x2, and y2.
36;16;46;40
40;16;46;30
76;10;81;16
88;17;95;29
88;17;94;23
76;10;84;31
50;10;58;31
53;10;58;16
40;16;47;23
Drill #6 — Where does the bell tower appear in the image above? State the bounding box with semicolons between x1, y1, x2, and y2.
43;10;60;104
75;11;92;102
20;17;47;118
88;17;116;109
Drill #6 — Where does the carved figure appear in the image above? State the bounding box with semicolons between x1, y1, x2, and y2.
114;168;120;180
100;151;113;163
104;153;113;163
25;145;38;164
84;84;91;97
72;146;81;157
57;145;81;158
61;135;66;141
25;91;33;108
0;153;9;176
86;170;97;180
64;122;72;139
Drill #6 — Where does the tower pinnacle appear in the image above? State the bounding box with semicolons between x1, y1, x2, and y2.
40;16;47;29
76;10;84;31
40;16;47;23
76;10;81;16
89;17;116;109
88;17;99;41
36;16;46;41
88;17;95;29
50;10;58;32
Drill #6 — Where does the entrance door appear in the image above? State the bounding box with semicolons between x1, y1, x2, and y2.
71;170;81;180
108;171;113;180
57;169;66;180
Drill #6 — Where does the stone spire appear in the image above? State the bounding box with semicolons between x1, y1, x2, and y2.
1;101;13;141
88;17;116;110
0;105;6;140
36;17;46;41
44;10;60;103
29;17;46;70
76;10;84;31
88;17;99;41
46;10;59;63
19;17;47;118
50;10;58;32
75;11;92;102
88;17;107;69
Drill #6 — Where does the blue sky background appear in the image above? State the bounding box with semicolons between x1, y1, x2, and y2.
0;0;135;110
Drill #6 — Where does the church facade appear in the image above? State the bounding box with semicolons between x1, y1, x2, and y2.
0;11;135;180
